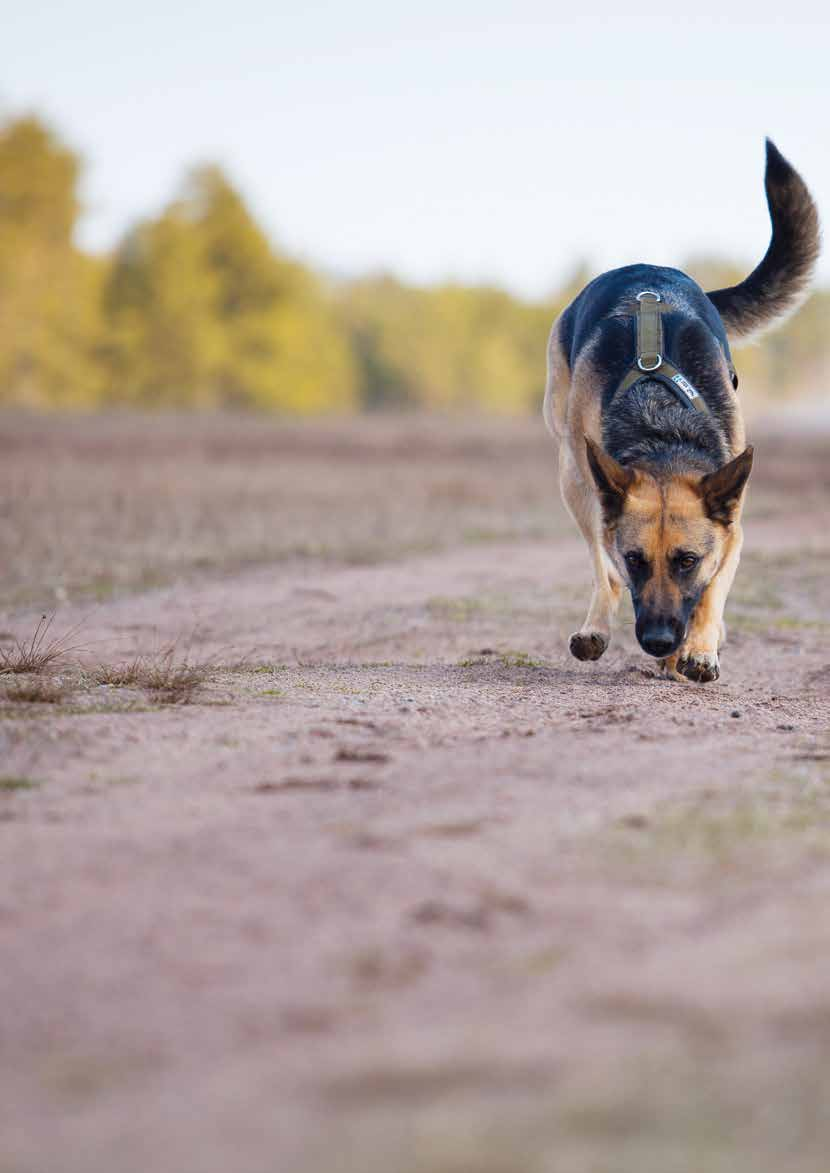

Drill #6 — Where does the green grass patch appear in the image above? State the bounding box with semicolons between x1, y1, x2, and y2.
427;596;484;621
499;650;545;668
610;770;830;872
458;649;545;669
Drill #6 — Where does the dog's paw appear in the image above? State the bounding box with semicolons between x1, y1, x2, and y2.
569;631;608;661
657;654;685;681
677;651;720;683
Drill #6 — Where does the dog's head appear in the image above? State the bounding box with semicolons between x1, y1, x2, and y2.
586;438;753;658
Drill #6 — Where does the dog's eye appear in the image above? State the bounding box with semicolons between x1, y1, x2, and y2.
676;552;700;571
624;551;645;570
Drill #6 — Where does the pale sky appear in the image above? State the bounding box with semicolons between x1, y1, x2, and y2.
3;0;829;297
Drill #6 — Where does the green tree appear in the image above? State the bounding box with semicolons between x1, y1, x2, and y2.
103;210;224;405
104;166;357;411
0;116;105;405
338;275;564;412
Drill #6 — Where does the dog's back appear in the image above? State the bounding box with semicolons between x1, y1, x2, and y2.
545;139;820;446
558;264;737;450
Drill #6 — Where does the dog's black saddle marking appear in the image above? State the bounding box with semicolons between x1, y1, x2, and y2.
561;264;741;471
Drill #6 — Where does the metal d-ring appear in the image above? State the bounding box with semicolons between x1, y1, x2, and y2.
636;290;661;302
637;354;662;371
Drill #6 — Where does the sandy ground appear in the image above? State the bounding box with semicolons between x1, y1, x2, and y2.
1;414;829;1172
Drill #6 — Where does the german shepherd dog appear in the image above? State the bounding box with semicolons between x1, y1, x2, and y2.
544;140;819;682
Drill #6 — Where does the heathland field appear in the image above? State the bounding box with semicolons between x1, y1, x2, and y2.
2;411;830;1173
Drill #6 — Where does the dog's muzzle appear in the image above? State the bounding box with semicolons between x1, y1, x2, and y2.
635;615;686;658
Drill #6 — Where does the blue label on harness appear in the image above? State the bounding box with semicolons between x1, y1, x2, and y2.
671;372;699;400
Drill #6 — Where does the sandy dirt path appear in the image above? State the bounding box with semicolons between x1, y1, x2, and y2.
1;422;829;1173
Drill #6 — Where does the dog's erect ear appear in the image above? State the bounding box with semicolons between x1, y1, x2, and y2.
585;437;635;522
699;446;754;524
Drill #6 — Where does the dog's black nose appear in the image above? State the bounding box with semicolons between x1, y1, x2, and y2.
640;627;680;658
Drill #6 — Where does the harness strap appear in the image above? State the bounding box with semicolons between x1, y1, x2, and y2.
618;290;710;415
635;290;664;371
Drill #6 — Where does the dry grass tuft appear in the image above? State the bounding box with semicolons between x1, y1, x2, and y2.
93;657;148;688
3;678;68;704
93;643;212;705
0;614;86;676
0;776;40;792
139;653;210;705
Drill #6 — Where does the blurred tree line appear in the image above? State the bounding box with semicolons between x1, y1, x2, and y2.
0;115;827;412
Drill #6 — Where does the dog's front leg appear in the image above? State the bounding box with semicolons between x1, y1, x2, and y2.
668;525;744;683
559;448;623;660
571;543;623;661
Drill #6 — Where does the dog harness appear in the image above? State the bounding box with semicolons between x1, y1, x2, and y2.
616;291;710;413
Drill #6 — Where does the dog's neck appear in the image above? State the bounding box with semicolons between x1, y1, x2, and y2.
604;378;729;477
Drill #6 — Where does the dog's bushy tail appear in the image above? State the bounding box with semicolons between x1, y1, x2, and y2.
706;139;820;343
